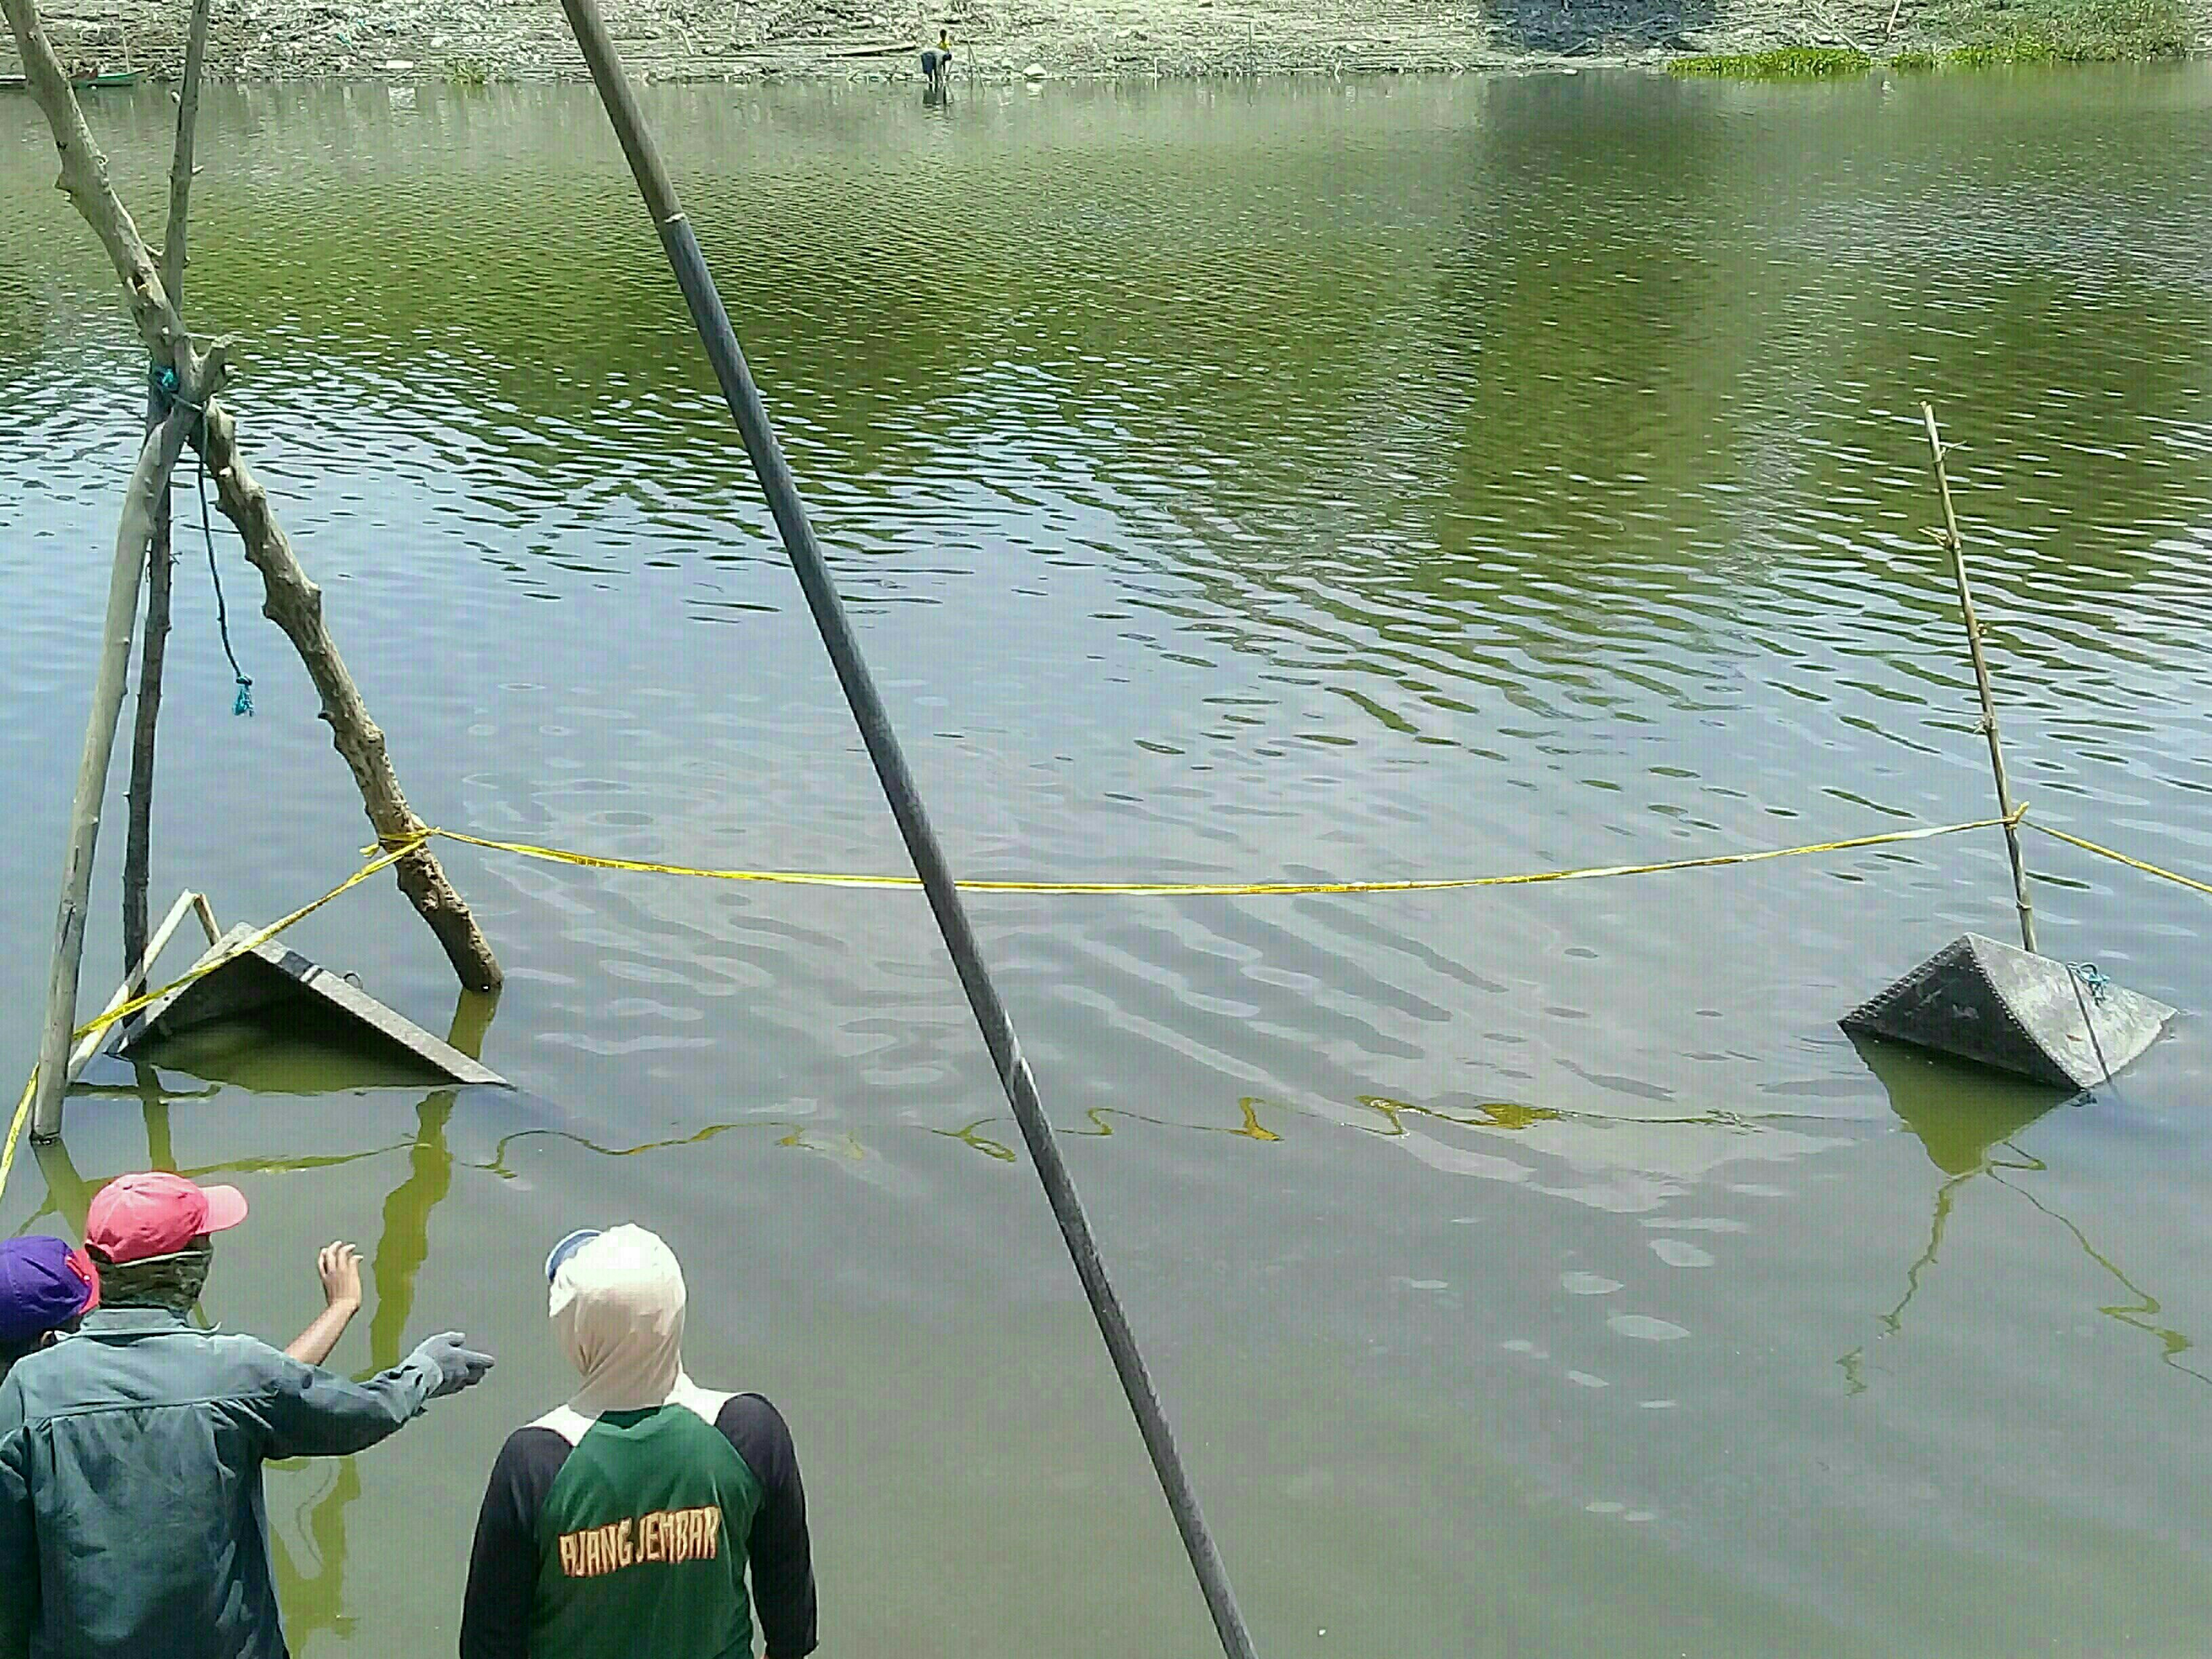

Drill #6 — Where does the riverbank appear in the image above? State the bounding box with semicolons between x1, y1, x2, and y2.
9;0;2201;85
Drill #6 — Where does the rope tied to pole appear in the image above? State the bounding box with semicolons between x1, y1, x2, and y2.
150;364;251;717
2065;960;2119;1094
366;811;2028;897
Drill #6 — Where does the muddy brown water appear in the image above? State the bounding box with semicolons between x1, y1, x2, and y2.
4;65;2212;1658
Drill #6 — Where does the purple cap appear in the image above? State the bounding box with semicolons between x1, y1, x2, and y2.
0;1237;101;1347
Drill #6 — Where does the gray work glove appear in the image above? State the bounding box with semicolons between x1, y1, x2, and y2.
410;1330;495;1398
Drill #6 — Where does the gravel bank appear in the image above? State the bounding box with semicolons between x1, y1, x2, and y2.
7;0;2203;83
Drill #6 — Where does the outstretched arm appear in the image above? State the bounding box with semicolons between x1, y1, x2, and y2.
285;1242;363;1367
253;1330;493;1460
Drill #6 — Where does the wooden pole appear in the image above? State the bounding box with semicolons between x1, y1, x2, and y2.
122;466;176;1019
3;0;502;996
123;0;213;1032
34;407;201;1140
1920;401;2036;956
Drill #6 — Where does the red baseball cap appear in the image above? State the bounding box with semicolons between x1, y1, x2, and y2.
85;1172;249;1265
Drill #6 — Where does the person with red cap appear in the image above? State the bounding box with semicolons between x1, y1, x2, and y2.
69;1170;365;1368
0;1239;100;1381
0;1171;496;1659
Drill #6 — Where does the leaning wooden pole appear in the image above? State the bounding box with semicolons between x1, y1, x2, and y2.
1920;401;2036;955
192;401;501;989
3;0;502;1028
123;0;215;1030
34;408;202;1139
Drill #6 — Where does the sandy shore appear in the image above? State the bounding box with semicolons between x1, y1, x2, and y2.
17;0;2143;86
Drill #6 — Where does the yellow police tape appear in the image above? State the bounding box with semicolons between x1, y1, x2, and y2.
2024;822;2212;899
0;842;420;1208
9;801;2209;1214
409;816;2020;897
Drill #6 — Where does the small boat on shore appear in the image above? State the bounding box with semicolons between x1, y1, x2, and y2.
0;70;142;90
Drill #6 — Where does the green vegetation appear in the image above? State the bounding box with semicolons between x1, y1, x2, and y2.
1671;0;2188;77
1934;0;2191;60
444;57;493;86
1667;47;1874;77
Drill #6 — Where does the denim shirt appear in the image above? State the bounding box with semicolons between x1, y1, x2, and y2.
0;1307;440;1659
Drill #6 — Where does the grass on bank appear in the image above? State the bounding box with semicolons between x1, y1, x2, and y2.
1670;0;2190;77
1938;0;2192;62
1668;45;1872;75
445;57;504;85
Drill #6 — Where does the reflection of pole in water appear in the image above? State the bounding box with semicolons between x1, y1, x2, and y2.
268;1459;359;1642
28;1137;97;1238
1840;1136;2209;1393
1837;1166;1969;1395
11;1064;180;1237
367;1086;457;1369
1877;1169;1971;1338
271;989;495;1640
134;1059;176;1172
1988;1168;2211;1387
1842;1036;2051;1391
368;991;491;1369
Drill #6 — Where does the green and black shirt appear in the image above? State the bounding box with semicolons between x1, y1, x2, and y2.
459;1380;815;1659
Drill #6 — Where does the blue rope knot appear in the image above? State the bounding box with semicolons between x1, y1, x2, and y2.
148;362;205;418
150;358;251;717
2068;962;2110;1004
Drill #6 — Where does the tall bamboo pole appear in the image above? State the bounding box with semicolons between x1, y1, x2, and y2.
1921;401;2036;955
123;0;216;1033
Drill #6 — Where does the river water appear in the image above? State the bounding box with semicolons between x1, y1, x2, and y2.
4;64;2211;1658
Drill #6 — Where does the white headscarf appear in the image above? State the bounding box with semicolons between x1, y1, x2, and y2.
550;1224;687;1418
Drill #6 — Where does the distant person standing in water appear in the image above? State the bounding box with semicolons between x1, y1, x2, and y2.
921;27;952;89
459;1225;817;1659
0;1171;495;1659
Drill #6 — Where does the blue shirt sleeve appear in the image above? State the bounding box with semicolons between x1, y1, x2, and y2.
239;1339;441;1459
